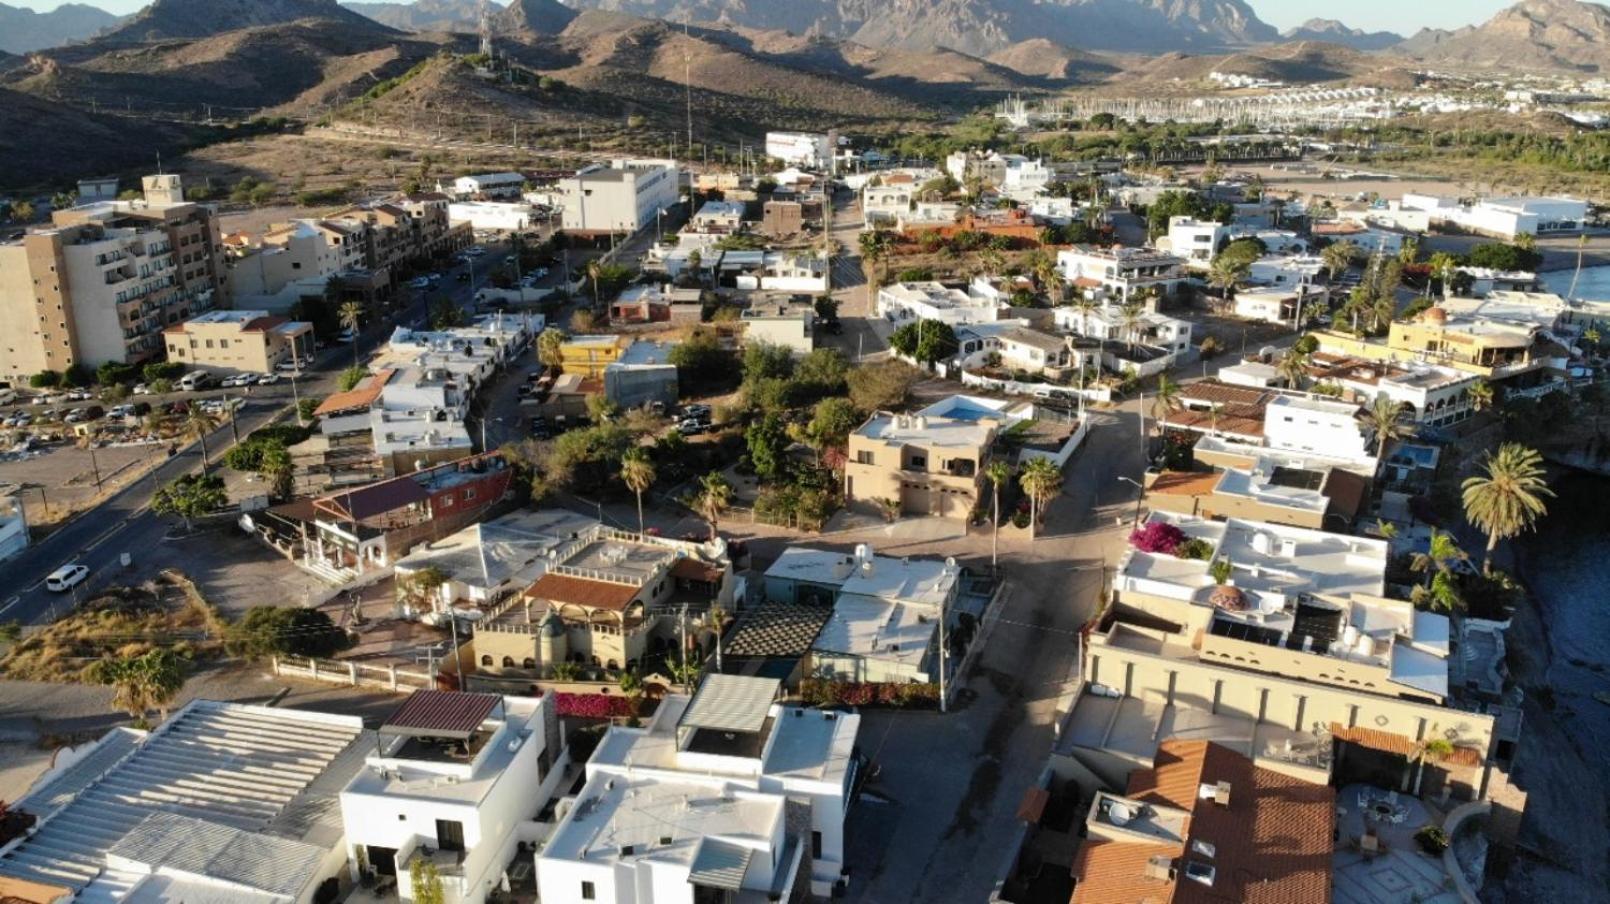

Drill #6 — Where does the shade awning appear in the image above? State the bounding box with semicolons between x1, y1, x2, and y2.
381;690;501;740
688;839;754;891
679;675;780;735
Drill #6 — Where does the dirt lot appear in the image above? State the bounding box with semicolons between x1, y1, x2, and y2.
0;441;164;534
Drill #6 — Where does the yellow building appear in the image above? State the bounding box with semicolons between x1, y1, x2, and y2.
164;309;314;375
843;410;997;520
557;334;625;378
1312;305;1562;381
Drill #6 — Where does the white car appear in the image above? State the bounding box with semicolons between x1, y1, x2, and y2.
466;246;486;257
256;372;281;385
408;276;431;289
219;374;252;388
108;404;135;420
274;361;304;373
65;389;94;401
46;563;90;593
131;383;153;395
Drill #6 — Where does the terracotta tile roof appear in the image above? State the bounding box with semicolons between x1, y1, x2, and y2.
524;572;640;611
1330;724;1483;768
313;369;394;416
1070;740;1335;904
1320;468;1369;521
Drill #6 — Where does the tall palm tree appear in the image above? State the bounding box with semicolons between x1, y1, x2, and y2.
984;459;1012;571
1360;396;1413;457
1567;233;1590;299
1368;294;1397;335
537;328;566;370
338;301;364;368
1469;379;1495;414
260;443;294;500
1152;374;1182;440
1031;252;1063;306
1322;241;1359;284
693;471;732;541
620;449;656;534
586;259;604;311
1411;529;1467;582
1018;458;1063;541
1462;443;1554;574
1276;348;1309;390
1118;301;1144;351
1208;255;1248;300
183;406;221;472
1427;252;1458;299
1397;236;1420;267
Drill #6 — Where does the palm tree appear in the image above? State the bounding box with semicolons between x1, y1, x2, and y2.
620;449;656;534
260;443;294;500
1031;252;1063;306
1322;241;1359;284
984;460;1012;571
1360;396;1413;456
1117;301;1144;352
978;247;1006;278
183;406;221;472
1276;348;1309;390
1468;379;1494;414
1368;293;1397;335
693;471;732;541
1018;458;1064;541
1567;233;1589;299
338;301;364;367
1462;443;1554;574
707;604;728;672
1208;255;1248;300
1415;528;1463;573
1151;374;1182;440
1397;236;1420;266
1427;252;1458;299
537;327;566;370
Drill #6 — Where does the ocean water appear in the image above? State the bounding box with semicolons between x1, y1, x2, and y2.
1543;265;1610;301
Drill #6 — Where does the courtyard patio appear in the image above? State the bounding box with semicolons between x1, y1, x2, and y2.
1332;783;1462;904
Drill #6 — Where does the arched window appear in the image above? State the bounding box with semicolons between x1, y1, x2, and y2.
480;655;493;667
522;658;536;670
502;656;515;668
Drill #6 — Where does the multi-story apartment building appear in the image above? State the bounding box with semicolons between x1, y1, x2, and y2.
555;159;681;235
843;407;998;520
1159;215;1229;265
1312;304;1569;386
163;309;314;375
0;175;223;381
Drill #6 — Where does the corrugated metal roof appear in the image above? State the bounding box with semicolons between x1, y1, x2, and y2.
687;838;753;891
678;675;779;735
382;690;501;739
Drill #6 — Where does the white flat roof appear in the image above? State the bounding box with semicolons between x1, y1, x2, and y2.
813;596;935;669
856;413;994;449
187;309;272;325
542;774;782;867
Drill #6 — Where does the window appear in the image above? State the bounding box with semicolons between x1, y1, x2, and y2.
522;658;536;669
481;655;493;666
812;831;822;858
855;450;874;465
581;881;596;900
435;819;465;853
502;656;515;667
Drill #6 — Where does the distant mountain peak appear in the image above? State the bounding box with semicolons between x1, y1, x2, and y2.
96;0;391;45
1279;16;1402;51
496;0;578;34
0;0;122;53
1398;0;1610;73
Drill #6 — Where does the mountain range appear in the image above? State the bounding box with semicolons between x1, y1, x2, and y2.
1280;18;1403;52
0;1;122;54
1398;0;1610;73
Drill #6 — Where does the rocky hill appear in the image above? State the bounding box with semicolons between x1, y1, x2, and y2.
1397;0;1610;73
0;86;202;186
496;0;580;35
0;1;121;54
559;0;1280;56
343;0;481;32
93;0;394;46
1281;18;1402;52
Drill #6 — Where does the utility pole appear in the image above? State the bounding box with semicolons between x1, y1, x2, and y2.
938;586;948;714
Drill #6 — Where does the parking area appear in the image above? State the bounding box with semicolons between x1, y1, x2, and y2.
0;441;162;527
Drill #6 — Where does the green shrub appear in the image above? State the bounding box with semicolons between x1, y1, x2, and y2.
225;606;350;660
1414;825;1449;855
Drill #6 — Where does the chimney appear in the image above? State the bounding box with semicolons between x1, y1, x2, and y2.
1213;781;1232;807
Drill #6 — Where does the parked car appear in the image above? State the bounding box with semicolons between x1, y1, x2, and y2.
676;419;707;436
337;328;358;343
466;246;486;257
256;372;282;385
107;404;136;420
64;406;103;424
131;383;153;396
3;412;30;427
274;361;304;373
46;563;90;593
408;276;431;289
682;404;712;420
65;389;94;401
219;374;253;388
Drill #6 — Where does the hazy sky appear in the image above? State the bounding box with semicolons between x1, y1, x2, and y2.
5;0;1599;39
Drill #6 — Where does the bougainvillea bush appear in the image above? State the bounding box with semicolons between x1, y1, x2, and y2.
552;692;638;719
799;680;940;709
1130;521;1188;555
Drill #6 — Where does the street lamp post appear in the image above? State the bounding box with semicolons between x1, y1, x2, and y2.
1117;476;1145;527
